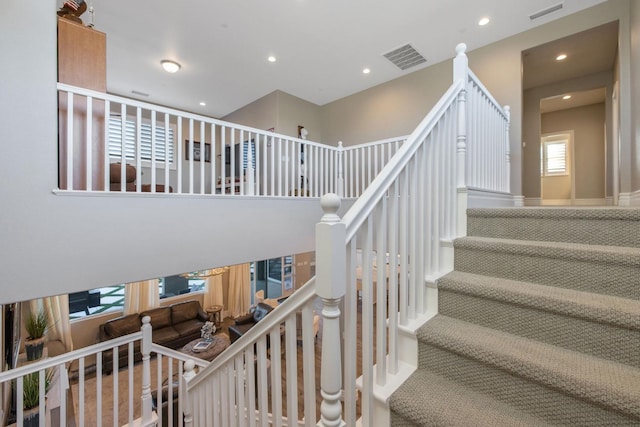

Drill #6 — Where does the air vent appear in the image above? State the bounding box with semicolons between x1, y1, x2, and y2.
529;2;563;20
383;44;427;71
131;90;150;97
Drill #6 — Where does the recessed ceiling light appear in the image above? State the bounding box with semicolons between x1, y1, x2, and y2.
478;17;490;26
362;68;371;74
199;102;206;106
562;95;571;100
556;53;567;61
160;60;181;73
268;56;277;63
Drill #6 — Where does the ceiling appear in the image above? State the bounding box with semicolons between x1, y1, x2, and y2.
74;0;607;118
524;21;618;114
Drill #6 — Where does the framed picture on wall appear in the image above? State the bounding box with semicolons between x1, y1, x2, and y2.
185;140;211;162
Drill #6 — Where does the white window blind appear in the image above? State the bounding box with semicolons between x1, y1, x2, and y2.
543;140;567;176
242;140;256;169
108;116;175;164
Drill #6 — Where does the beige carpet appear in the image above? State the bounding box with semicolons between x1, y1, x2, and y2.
390;207;640;426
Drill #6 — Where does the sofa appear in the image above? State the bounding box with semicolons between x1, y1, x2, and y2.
228;303;274;344
109;163;173;193
99;300;208;373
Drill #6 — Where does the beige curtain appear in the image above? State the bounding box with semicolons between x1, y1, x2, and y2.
28;296;74;352
124;279;160;315
203;269;226;310
227;263;251;318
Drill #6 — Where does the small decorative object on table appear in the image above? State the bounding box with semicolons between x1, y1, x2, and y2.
200;321;216;341
192;341;212;352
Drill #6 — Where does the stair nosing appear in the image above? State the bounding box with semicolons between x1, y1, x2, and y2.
455;236;640;266
439;271;640;330
419;315;640;417
467;207;640;221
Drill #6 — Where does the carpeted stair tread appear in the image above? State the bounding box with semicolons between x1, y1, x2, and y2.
467;207;640;247
455;236;640;266
417;315;640;419
454;236;640;299
390;369;549;427
438;271;640;330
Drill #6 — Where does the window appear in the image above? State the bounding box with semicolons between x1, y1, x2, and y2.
542;139;568;176
69;285;125;320
108;116;175;166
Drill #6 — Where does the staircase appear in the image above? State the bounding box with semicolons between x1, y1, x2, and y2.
390;207;640;426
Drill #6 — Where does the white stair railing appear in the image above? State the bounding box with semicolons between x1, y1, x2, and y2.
182;281;320;426
314;43;510;426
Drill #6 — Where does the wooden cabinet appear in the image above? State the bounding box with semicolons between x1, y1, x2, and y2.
57;17;106;190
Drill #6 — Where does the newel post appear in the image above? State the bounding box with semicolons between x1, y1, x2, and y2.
140;316;158;426
337;142;344;197
182;360;197;427
316;193;346;427
504;105;511;194
453;43;468;238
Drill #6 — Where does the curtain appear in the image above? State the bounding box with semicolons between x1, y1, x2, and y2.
124;279;160;315
203;268;226;310
227;263;251;318
28;296;74;352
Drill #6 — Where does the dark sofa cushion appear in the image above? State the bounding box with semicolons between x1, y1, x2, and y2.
104;314;142;338
152;326;180;345
171;300;204;324
252;303;273;322
173;319;204;338
141;307;172;330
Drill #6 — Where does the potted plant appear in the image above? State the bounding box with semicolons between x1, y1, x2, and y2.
24;310;48;361
22;370;53;427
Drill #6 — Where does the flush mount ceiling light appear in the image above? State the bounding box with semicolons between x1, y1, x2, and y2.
161;60;181;73
556;53;568;61
478;17;490;26
362;68;371;74
199;101;206;106
267;56;277;63
562;95;572;100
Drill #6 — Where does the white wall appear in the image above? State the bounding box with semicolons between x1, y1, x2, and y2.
318;0;633;197
630;0;640;195
0;4;353;306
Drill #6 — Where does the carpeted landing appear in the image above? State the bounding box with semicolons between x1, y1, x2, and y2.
390;208;640;426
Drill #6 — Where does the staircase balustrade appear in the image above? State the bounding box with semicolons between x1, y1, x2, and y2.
56;83;407;199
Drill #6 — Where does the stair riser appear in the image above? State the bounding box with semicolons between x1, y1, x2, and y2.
439;289;640;368
417;342;640;426
389;412;419;427
467;211;640;248
454;248;640;300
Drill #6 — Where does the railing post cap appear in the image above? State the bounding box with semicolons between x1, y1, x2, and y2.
184;359;196;372
320;193;341;223
504;105;511;112
141;315;151;325
456;43;467;56
338;141;343;148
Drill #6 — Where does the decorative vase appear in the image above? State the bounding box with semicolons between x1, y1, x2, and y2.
25;337;45;361
23;407;39;427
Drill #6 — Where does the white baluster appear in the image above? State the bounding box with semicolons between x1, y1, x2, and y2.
316;193;346;427
504;105;511;194
182;360;196;427
337;142;344;197
140;316;158;426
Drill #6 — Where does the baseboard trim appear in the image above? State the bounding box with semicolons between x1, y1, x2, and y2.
467;188;517;208
619;191;640;206
525;198;610;206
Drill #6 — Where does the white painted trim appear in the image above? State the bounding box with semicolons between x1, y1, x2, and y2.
620;190;640;206
539;198;610;206
467;188;517;208
524;197;542;206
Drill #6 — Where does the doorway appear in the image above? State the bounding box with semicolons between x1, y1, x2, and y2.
521;21;618;206
540;131;574;204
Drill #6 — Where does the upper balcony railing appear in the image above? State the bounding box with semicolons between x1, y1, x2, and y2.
56;84;406;199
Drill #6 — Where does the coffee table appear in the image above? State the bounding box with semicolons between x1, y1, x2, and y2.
181;333;230;362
